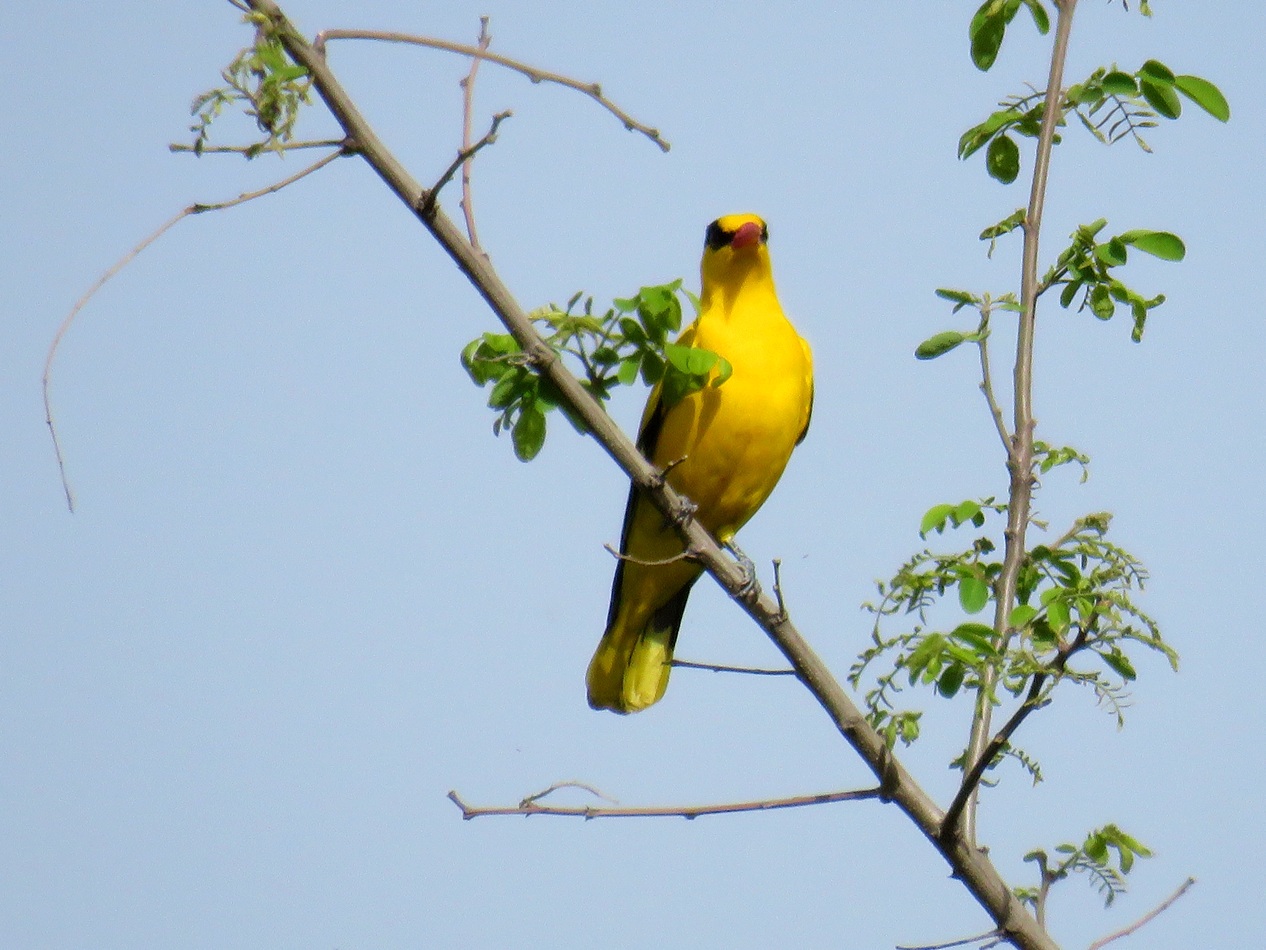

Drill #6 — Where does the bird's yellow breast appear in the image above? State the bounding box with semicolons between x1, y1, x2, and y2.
651;283;812;542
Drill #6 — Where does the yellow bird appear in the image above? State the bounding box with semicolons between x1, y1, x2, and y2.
587;213;814;713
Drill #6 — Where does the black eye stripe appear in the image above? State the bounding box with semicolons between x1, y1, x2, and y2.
704;219;770;251
705;220;728;251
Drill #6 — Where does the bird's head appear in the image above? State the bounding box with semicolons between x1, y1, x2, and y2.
700;213;772;302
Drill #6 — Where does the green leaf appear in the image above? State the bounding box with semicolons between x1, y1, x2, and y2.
959;575;991;614
1101;71;1138;97
1058;280;1083;309
937;662;966;698
665;342;718;376
954;500;982;526
936;288;978;308
712;356;734;387
1095;238;1128;267
1089;284;1115;320
1140;78;1181;120
986;133;1021;184
916;331;966;360
1019;0;1049;34
1138;59;1176;86
920;503;955;537
618;316;646;344
1174;74;1230;121
612;296;637;312
617;356;641;386
488;370;527;409
1100;649;1138;681
969;0;1017;72
512;403;547;461
1009;604;1038;628
952;623;1000;656
1118;229;1186;261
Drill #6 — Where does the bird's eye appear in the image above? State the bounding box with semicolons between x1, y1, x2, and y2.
705;220;729;251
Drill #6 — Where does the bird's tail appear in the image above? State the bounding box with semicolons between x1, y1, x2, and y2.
586;582;694;714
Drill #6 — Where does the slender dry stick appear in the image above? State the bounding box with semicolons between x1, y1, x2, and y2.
1085;877;1195;950
245;5;1058;947
897;930;1004;950
449;786;882;820
169;138;343;155
421;111;512;215
43;145;347;511
961;0;1079;848
459;17;492;252
313;29;670;152
671;659;797;676
976;299;1012;451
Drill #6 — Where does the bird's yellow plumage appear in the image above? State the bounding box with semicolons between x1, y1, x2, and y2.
587;214;814;713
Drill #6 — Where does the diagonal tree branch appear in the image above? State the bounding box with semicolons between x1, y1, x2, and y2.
243;3;1058;947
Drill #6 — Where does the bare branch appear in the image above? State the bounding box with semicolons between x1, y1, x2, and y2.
975;301;1011;451
419;111;512;216
449;786;882;820
169;137;344;156
313;28;670;152
671;659;796;676
897;929;1004;950
602;542;696;568
1086;877;1195;950
43;144;348;511
459;17;492;252
962;0;1079;846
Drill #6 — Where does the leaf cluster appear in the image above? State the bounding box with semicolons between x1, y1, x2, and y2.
922;213;1185;350
961;50;1228;185
853;503;1175;759
461;281;730;461
1019;825;1154;909
189;12;312;156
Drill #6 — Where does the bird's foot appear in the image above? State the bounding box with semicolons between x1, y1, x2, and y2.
725;541;760;601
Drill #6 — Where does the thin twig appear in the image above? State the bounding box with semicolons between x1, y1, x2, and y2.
772;558;788;617
962;0;1078;846
975;300;1011;451
671;659;796;676
896;929;1004;950
518;780;618;808
459;17;492;252
603;543;696;568
43;145;347;511
1086;877;1195;950
449;786;882;820
419;111;511;216
313;29;670;152
169;138;344;155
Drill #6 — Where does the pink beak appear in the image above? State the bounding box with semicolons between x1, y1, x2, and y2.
730;221;762;250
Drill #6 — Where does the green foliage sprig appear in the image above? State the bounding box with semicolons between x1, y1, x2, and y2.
1017;825;1154;911
189;11;312;156
461;281;730;461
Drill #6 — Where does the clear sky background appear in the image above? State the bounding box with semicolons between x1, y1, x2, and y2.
3;2;1262;948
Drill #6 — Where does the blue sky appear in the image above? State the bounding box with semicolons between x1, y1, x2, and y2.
3;2;1263;948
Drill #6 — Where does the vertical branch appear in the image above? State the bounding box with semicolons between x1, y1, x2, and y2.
962;0;1079;845
459;16;491;254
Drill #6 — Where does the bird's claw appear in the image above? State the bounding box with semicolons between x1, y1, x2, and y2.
725;541;760;600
